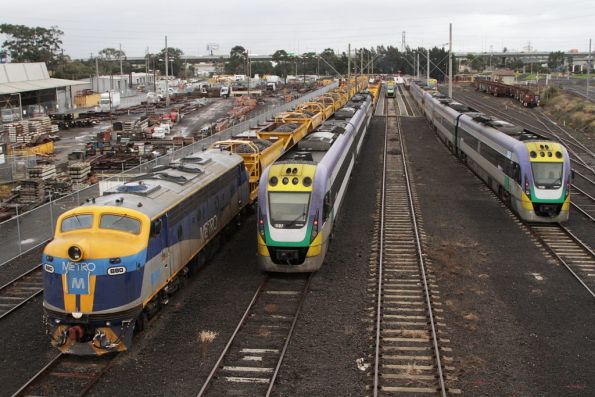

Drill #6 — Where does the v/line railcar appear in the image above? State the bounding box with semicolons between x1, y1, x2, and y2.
409;81;571;222
42;79;369;355
257;90;374;272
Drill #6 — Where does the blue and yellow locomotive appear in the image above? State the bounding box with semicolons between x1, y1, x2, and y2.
43;150;249;355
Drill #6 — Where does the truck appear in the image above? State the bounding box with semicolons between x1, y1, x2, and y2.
220;86;231;98
99;91;121;112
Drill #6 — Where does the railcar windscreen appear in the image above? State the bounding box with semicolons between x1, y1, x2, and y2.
268;192;310;228
531;163;563;189
61;214;93;232
99;214;142;234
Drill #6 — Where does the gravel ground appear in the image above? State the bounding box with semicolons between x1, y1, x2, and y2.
402;115;595;396
84;214;263;396
273;116;385;396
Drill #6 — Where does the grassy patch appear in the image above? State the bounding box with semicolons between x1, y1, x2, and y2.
541;89;595;134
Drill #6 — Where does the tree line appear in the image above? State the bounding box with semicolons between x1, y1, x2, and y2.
0;23;577;83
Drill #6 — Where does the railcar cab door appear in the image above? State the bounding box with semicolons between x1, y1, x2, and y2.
149;215;171;288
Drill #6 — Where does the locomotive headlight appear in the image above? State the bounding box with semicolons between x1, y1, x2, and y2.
68;246;83;262
44;264;55;273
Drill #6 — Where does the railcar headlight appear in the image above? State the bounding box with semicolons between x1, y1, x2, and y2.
310;210;319;243
68;246;83;262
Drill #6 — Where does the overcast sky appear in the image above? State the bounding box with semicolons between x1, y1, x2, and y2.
2;0;594;58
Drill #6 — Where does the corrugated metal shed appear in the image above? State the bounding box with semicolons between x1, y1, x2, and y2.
0;62;86;95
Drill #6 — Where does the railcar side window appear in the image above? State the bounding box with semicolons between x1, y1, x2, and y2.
323;193;332;222
61;214;93;232
100;214;141;234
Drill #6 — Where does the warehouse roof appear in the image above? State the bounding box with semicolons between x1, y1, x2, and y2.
0;62;85;95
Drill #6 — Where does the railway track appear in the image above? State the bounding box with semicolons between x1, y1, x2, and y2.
0;265;43;320
369;97;458;395
529;224;595;298
11;353;115;397
197;274;311;396
397;85;416;117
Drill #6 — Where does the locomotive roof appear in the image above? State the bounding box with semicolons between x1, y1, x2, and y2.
85;149;243;219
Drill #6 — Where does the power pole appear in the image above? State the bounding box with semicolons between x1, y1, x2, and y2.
165;35;170;107
427;48;430;83
448;22;453;98
247;49;251;96
588;38;592;98
401;31;406;52
347;43;351;81
94;54;99;92
360;49;364;79
119;43;123;77
416;52;420;79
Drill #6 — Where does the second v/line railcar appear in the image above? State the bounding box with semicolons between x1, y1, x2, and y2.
410;81;571;222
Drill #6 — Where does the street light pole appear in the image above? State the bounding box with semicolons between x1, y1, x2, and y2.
448;22;453;98
165;35;170;107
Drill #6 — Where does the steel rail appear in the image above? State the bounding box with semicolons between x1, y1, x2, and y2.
264;274;312;397
530;224;595;299
372;90;389;397
396;110;447;397
0;264;43;320
11;353;63;397
197;276;269;397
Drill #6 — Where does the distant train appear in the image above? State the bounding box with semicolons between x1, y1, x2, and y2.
409;81;570;222
386;81;396;98
257;90;374;272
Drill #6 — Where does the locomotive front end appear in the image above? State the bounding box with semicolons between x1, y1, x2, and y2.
43;206;149;355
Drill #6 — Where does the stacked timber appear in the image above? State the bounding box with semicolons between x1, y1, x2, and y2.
19;179;45;204
68;162;91;184
28;165;57;180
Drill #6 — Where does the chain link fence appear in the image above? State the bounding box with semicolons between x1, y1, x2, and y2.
0;82;338;267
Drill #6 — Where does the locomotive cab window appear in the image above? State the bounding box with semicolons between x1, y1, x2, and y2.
61;214;93;232
100;214;141;234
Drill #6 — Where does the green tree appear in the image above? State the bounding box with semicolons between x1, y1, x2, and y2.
53;59;94;80
547;51;565;71
157;47;184;76
224;45;247;74
98;47;127;74
272;49;292;77
250;61;274;75
0;24;63;69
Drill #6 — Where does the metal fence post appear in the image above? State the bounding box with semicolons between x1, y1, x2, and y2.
16;205;22;256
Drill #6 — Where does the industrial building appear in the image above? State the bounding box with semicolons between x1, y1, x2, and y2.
0;63;86;118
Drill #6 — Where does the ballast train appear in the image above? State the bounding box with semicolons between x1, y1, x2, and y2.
43;150;250;355
409;80;571;222
257;91;374;272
